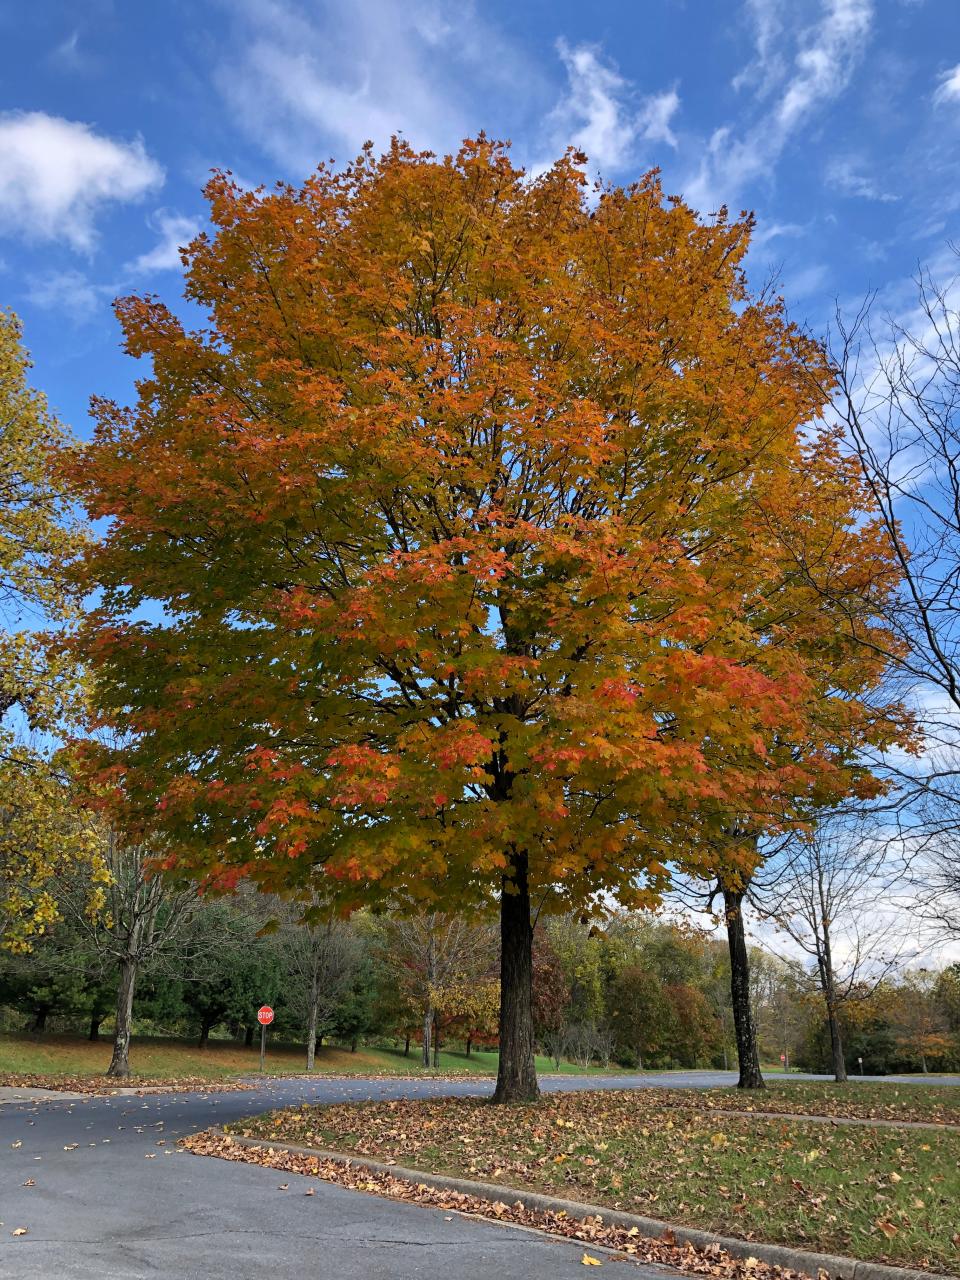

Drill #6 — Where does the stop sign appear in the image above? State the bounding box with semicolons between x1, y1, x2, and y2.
257;1005;274;1026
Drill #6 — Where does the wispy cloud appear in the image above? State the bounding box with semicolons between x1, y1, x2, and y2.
547;40;679;172
217;0;536;171
26;268;117;322
934;63;960;106
0;111;163;251
826;155;898;201
685;0;874;211
127;210;202;274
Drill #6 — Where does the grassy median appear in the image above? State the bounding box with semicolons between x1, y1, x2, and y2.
231;1089;960;1271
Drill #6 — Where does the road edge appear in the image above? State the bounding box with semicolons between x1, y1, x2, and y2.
205;1129;956;1280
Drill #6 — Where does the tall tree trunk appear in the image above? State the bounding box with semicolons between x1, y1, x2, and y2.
825;997;847;1082
723;886;764;1090
88;1013;102;1042
244;1024;254;1048
198;1019;212;1049
818;912;847;1083
306;965;319;1071
403;1034;410;1057
107;956;138;1078
465;1034;472;1057
493;852;539;1103
422;1006;433;1068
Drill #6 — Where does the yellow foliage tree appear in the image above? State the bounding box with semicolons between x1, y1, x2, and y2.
0;309;102;951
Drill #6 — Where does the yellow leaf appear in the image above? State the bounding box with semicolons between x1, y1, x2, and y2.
581;1254;603;1266
12;1228;27;1237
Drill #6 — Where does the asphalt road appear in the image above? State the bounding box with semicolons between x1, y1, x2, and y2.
1;1068;957;1280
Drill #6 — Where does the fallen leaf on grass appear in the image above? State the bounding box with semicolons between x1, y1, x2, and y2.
876;1219;899;1239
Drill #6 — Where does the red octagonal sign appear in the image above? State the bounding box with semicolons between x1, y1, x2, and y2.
257;1005;274;1026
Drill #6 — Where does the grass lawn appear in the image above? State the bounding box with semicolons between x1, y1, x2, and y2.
0;1033;618;1086
666;1079;960;1126
232;1090;960;1270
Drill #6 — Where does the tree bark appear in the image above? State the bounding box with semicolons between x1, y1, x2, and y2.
723;886;765;1089
88;1014;102;1042
29;1008;47;1035
825;997;847;1082
306;966;319;1071
817;896;847;1083
198;1019;212;1049
493;852;540;1103
465;1034;472;1057
403;1034;410;1057
244;1024;254;1048
422;1006;433;1069
107;956;138;1078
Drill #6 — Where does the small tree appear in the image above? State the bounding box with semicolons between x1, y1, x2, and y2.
61;831;195;1077
765;817;907;1082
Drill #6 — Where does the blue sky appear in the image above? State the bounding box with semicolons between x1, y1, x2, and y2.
1;0;959;442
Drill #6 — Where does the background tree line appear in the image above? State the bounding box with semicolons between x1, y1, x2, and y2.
3;837;958;1079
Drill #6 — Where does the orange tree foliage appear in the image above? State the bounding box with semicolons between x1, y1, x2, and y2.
67;139;902;1102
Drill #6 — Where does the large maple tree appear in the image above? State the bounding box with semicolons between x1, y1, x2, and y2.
69;140;902;1100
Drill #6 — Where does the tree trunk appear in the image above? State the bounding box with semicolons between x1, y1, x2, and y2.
403;1034;410;1057
88;1013;102;1042
306;973;319;1071
465;1034;472;1057
198;1019;212;1049
433;1021;440;1069
723;886;764;1090
244;1024;254;1048
493;852;540;1103
920;1051;928;1074
351;1036;358;1052
29;1008;47;1034
818;913;846;1083
826;999;847;1082
107;956;138;1078
422;1006;433;1069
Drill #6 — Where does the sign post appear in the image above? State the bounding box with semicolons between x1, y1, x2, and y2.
257;1005;274;1073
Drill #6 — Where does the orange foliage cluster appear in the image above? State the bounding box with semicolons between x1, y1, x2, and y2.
66;138;907;913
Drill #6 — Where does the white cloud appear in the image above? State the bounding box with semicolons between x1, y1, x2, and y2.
548;40;680;172
776;0;873;132
0;112;163;251
218;0;535;170
934;63;960;106
128;210;202;274
25;269;116;322
826;155;898;201
733;0;788;95
684;0;874;211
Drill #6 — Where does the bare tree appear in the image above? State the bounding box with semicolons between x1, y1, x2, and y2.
835;267;960;927
61;831;196;1077
764;817;909;1082
281;904;364;1070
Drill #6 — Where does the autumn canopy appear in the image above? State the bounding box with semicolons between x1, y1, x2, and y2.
68;139;901;1101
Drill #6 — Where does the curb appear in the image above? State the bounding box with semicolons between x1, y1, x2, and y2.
208;1129;957;1280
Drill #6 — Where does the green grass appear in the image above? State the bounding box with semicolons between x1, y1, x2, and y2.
234;1090;960;1270
697;1078;960;1124
0;1034;620;1084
